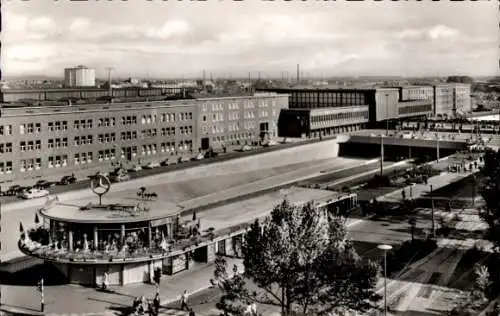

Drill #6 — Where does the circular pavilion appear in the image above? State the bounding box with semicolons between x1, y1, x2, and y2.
18;175;200;286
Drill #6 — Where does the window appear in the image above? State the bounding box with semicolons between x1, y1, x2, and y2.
20;141;26;152
35;140;41;150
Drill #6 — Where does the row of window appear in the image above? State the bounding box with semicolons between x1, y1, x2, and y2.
311;111;369;123
0;161;13;174
75;135;93;146
98;133;117;144
98;118;116;127
20;140;42;152
48;138;69;148
74;152;94;165
399;104;433;115
19;123;42;135
48;121;69;131
20;158;42;172
0;125;13;136
243;122;257;130
290;92;367;107
0;142;13;153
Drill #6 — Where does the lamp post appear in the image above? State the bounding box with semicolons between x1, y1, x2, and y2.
435;133;440;163
430;184;435;238
378;244;393;316
380;134;385;176
385;94;390;136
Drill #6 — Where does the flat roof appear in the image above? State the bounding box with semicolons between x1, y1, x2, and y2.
39;195;181;224
199;186;352;232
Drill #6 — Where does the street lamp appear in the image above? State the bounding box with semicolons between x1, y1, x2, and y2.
435;133;440;163
378;244;393;316
385;94;390;136
430;184;436;238
380;134;385;176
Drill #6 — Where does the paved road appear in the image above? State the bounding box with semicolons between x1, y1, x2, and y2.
1;156;367;260
0;140;325;204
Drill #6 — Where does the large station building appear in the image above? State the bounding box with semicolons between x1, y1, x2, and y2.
0;89;288;185
262;83;471;139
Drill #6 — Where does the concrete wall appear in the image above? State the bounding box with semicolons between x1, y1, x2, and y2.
347;135;468;150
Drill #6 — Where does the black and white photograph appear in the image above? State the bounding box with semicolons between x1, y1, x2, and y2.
0;0;499;315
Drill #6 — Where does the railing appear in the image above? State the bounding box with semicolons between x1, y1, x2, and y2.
19;221;253;264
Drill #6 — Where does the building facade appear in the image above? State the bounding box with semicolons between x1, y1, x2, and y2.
277;106;369;139
64;66;96;88
400;86;434;102
261;87;433;138
453;84;472;115
0;93;287;185
0;87;184;103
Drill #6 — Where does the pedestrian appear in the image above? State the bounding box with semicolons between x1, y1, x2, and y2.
153;292;160;315
102;271;109;292
189;308;196;316
180;290;189;311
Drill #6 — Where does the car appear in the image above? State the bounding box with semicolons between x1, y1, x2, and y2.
34;180;56;189
128;165;142;172
160;159;170;167
241;145;252;152
59;175;77;185
19;188;50;199
143;161;161;169
110;171;131;183
204;150;219;159
178;157;190;163
2;185;22;196
191;153;205;161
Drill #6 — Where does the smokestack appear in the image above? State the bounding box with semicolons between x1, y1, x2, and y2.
297;64;300;83
258;72;261;80
106;67;113;100
203;69;206;81
248;72;251;82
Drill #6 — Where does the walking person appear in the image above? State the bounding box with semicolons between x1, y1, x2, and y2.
152;292;160;316
180;290;189;311
102;271;109;292
189;308;196;316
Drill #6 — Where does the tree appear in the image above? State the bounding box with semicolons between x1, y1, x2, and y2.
213;199;381;316
479;149;500;251
409;217;417;242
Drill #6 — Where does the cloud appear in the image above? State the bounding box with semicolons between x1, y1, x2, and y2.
2;1;498;78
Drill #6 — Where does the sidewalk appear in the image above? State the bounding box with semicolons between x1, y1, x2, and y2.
1;258;243;316
377;167;481;204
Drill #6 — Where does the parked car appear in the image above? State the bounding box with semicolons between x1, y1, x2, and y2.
241;145;252;152
128;165;142;172
192;153;205;161
204;150;219;159
110;173;131;183
160;158;170;167
3;185;22;196
19;188;50;199
59;175;77;185
34;180;56;189
143;161;161;169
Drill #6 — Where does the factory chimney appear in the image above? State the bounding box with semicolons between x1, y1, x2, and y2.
297;64;300;83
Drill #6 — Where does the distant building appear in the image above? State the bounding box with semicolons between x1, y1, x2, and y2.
64;65;95;88
431;84;471;118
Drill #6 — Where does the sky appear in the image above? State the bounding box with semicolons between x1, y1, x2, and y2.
2;0;499;79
